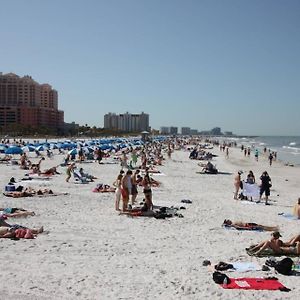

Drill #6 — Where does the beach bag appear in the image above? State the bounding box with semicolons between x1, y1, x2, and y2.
274;258;293;275
212;271;231;284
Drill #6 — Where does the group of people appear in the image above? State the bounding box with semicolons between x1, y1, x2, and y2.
114;168;153;212
234;170;272;204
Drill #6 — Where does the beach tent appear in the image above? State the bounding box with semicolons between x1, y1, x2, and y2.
5;146;23;155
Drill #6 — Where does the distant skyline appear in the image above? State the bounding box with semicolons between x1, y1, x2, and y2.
1;0;299;135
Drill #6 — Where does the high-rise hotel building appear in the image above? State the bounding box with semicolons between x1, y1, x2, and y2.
0;72;64;131
104;112;149;132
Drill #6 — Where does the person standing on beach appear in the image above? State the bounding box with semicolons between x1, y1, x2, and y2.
142;170;153;210
121;170;132;211
66;163;75;182
254;149;259;161
131;169;139;205
233;171;242;199
225;147;229;159
259;171;272;205
113;172;123;211
131;149;138;167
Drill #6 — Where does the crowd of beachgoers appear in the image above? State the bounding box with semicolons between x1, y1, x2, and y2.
1;135;300;298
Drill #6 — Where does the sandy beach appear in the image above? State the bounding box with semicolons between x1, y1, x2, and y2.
1;142;300;300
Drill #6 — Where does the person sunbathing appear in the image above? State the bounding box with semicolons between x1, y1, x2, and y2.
249;231;284;255
0;226;16;238
79;168;97;181
249;231;300;255
0;217;43;234
0;207;35;218
4;187;53;198
223;219;278;231
92;184;115;193
42;166;61;176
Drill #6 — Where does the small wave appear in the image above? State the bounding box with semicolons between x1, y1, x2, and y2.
290;152;300;155
259;143;266;146
282;146;300;151
289;142;297;146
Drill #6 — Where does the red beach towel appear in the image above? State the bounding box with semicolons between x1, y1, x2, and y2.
222;277;286;290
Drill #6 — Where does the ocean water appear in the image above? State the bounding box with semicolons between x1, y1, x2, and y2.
238;136;300;166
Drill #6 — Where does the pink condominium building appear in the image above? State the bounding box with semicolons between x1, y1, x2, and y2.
0;72;64;131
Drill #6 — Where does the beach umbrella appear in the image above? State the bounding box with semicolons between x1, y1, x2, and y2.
68;149;77;155
36;145;47;151
99;144;112;150
5;146;23;155
22;145;36;152
50;143;58;149
0;145;7;153
61;143;72;150
83;146;94;153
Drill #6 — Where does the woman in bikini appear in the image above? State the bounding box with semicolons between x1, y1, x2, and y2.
233;171;242;199
142;171;153;211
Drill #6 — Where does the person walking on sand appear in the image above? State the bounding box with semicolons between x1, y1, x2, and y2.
269;152;273;166
233;171;242;200
225;147;229;159
66;163;76;182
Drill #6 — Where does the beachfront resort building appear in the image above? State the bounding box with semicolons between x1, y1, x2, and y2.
181;127;191;135
0;72;64;132
104;112;149;133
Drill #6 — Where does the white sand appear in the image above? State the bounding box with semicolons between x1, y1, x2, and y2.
0;145;300;299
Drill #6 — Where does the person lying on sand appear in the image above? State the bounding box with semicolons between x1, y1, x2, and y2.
4;187;54;198
0;217;43;235
42;166;61;176
249;231;300;255
0;207;35;218
79;168;97;181
0;226;16;238
223;219;278;231
92;184;115;193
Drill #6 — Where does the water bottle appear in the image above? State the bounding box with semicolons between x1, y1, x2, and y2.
223;277;228;287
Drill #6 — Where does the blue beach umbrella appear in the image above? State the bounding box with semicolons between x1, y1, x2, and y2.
5;146;23;155
22;145;36;152
36;145;47;151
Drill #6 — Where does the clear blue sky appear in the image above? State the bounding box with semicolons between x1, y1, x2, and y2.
1;0;299;135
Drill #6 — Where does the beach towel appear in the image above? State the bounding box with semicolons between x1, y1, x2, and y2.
222;225;264;231
278;213;299;220
243;183;260;200
210;261;261;273
246;247;300;258
231;262;261;272
221;277;289;291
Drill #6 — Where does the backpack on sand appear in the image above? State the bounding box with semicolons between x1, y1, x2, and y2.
274;258;293;275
